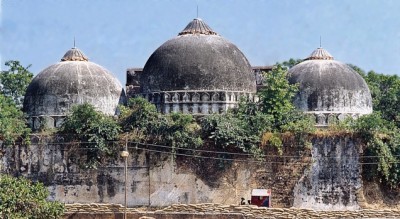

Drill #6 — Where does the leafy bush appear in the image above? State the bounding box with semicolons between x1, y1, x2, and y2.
347;113;400;188
60;103;121;168
164;113;203;150
201;98;272;158
0;174;64;218
121;97;203;151
0;94;31;146
201;113;260;153
120;97;159;135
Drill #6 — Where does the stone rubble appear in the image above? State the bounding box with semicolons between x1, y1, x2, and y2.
65;203;400;219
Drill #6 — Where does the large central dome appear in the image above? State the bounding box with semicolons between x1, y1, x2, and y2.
139;18;256;114
141;18;255;93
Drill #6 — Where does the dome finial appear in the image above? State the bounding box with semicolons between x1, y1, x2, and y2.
197;5;199;18
320;36;322;48
178;18;218;36
73;37;76;48
305;47;334;60
61;46;89;62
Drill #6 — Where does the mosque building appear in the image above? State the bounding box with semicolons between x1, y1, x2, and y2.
14;17;375;210
23;47;126;130
22;18;372;129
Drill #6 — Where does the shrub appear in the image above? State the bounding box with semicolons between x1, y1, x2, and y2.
0;174;64;218
60;103;121;168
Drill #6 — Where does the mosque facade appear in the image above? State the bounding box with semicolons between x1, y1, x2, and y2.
23;18;372;128
14;17;374;210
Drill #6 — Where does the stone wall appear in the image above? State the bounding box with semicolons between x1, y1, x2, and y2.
293;136;362;210
0;137;268;206
0;135;362;210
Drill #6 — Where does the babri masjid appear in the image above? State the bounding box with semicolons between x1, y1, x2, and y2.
23;17;372;129
2;18;381;213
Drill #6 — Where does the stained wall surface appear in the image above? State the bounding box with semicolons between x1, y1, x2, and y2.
293;137;361;210
0;136;361;210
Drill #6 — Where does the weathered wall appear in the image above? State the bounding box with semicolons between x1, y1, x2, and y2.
0;137;267;206
293;136;361;210
0;135;362;210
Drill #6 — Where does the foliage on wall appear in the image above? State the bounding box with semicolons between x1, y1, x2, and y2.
120;97;203;152
348;65;400;188
0;174;64;218
0;94;31;146
60;103;121;168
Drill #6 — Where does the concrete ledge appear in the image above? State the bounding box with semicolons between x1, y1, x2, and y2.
64;203;400;219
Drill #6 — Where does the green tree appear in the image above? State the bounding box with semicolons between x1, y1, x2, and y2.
257;64;299;127
364;71;400;127
60;103;121;168
0;174;64;219
0;61;33;107
350;64;400;128
348;64;366;77
0;94;31;146
282;58;302;69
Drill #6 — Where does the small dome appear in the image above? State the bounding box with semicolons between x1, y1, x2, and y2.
140;18;255;93
23;47;125;119
288;47;372;115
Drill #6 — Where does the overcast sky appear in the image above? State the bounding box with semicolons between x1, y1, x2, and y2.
2;0;400;84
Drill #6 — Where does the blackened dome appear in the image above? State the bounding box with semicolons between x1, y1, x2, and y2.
288;48;372;114
23;47;125;117
140;18;256;93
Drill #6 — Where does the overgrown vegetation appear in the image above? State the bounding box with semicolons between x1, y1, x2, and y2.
354;114;400;186
120;97;203;152
200;105;270;157
342;66;400;188
201;64;315;157
0;174;64;218
0;61;32;146
0;94;31;146
60;103;121;168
